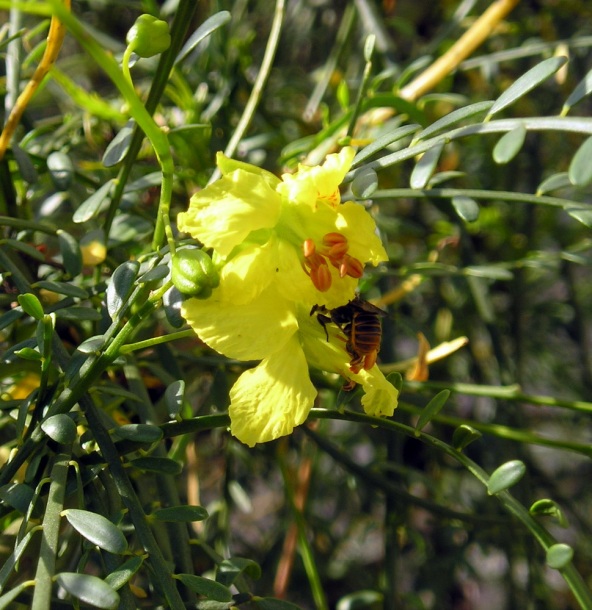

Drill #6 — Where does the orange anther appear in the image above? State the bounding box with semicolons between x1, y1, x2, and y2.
325;241;349;261
340;254;364;278
303;238;316;258
322;232;348;247
311;262;332;292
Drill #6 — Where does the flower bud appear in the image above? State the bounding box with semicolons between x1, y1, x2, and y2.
171;248;219;297
126;15;171;58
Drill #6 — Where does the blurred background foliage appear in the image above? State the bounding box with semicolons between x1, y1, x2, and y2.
2;0;592;609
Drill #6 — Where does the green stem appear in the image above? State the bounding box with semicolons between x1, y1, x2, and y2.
119;329;195;354
208;0;285;184
80;392;186;609
31;451;71;610
46;0;175;253
307;408;592;610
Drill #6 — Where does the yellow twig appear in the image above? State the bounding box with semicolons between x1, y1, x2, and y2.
0;0;71;160
361;0;520;129
399;0;521;102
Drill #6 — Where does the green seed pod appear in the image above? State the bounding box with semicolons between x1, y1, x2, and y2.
171;248;219;297
126;14;171;58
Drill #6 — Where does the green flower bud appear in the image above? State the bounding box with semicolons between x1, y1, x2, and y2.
171;248;220;297
126;15;171;58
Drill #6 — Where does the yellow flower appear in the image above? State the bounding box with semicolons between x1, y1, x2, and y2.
177;148;398;446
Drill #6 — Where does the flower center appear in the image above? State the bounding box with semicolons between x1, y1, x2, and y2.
302;232;364;291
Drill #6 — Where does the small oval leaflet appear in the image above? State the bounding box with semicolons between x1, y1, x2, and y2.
17;293;44;320
452;424;482;452
165;379;185;418
410;141;445;189
536;172;571;195
175;574;232;602
57;230;83;277
55;572;119;610
73;179;115;223
530;498;568;528
451;196;479;222
415;389;450;435
63;509;128;555
487;56;568;118
130;456;183;475
105;556;143;590
568;135;592;187
492;124;526;164
113;423;163;443
336;589;383;610
546;543;574;570
47;151;74;190
153;504;209;523
351;166;378;199
103;120;135;167
106;260;140;319
41;414;77;445
487;459;526;495
217;557;262;587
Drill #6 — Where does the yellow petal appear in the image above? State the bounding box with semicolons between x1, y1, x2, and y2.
229;336;317;446
177;169;281;257
181;286;298;361
216;152;281;190
357;366;399;417
336;202;388;266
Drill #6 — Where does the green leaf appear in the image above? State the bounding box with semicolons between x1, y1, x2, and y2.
536;172;571;195
175;11;232;65
562;67;592;113
77;335;107;353
409;141;444;189
0;581;35;609
105;556;143;590
566;206;592;228
17;293;44;320
487;56;568;117
63;509;128;554
217;558;261;587
165;380;185;418
0;308;23;332
530;499;569;527
47;151;74;191
102;120;135;167
153;505;209;523
129;457;183;475
55;573;119;609
57;230;83;277
2;238;45;261
351;124;420;167
415;390;450;434
112;423;163;443
568;135;592;187
55;306;103;321
492;123;526;164
106;260;140;319
336;590;383;610
451;196;479;222
137;264;170;285
546;543;574;569
463;265;513;280
124;171;163;192
12;143;38;183
14;347;41;361
33;280;88;299
175;574;232;602
351;166;378;199
255;599;305;610
73;180;115;223
108;213;153;245
414;101;493;141
487;460;526;495
163;286;185;328
42;414;77;445
451;425;482;451
0;482;34;513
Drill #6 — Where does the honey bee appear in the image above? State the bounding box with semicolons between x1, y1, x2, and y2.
311;296;386;377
